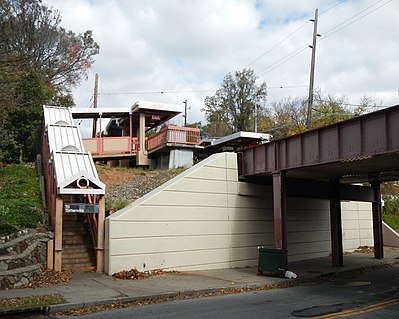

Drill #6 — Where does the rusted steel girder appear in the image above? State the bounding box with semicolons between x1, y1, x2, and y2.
240;105;399;177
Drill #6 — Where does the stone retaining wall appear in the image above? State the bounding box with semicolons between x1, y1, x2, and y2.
0;229;52;289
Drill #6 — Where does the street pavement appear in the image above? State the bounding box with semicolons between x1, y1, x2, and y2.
0;247;398;316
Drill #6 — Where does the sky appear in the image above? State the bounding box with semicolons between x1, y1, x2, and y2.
43;0;399;136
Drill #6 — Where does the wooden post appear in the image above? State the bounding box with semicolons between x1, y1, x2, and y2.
47;239;54;270
96;196;105;272
54;197;63;271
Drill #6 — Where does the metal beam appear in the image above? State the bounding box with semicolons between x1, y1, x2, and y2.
241;104;399;180
329;179;343;267
273;172;287;249
372;181;384;259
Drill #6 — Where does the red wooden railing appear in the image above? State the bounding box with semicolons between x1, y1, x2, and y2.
82;137;139;156
147;126;200;151
82;126;200;156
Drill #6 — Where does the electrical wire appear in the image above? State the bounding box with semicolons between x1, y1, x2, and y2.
319;0;393;42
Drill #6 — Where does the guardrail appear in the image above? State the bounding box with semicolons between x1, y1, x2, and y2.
147;126;200;151
82;137;139;156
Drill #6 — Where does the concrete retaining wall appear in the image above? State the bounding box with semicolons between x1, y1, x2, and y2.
105;153;374;275
0;230;51;289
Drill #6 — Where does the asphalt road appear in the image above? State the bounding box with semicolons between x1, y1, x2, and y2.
54;265;399;319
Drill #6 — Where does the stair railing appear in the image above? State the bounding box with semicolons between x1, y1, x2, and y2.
85;194;98;261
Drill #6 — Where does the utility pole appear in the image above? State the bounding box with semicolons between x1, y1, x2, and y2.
92;73;99;138
254;101;258;133
183;99;187;126
306;8;319;130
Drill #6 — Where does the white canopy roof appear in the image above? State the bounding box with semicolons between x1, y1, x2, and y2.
43;105;105;195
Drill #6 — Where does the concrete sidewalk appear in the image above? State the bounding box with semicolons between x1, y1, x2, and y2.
1;248;399;315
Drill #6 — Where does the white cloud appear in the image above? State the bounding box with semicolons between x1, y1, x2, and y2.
43;0;399;129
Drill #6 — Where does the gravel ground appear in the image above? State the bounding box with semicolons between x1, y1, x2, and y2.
98;167;184;203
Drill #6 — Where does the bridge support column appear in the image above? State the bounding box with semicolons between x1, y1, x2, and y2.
330;179;343;267
273;172;287;249
372;181;384;259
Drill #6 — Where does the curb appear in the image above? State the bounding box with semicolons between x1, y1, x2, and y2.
2;261;397;317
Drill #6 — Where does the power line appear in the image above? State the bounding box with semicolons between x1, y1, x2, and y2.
98;89;214;96
319;0;392;42
245;21;309;69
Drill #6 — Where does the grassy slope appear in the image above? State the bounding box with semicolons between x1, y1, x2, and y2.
0;164;44;235
382;214;399;232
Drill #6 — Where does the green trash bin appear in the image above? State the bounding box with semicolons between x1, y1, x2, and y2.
258;247;287;276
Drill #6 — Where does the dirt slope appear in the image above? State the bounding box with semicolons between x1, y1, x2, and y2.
97;167;184;210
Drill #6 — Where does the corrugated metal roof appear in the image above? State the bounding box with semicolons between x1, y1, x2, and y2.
53;151;104;195
43;105;74;126
43;105;105;195
47;124;85;152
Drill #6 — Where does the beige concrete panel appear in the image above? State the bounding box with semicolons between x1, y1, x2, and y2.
185;166;228;181
287;198;329;210
114;206;229;222
358;210;372;220
341;201;359;211
104;218;110;274
230;246;259;261
227;181;238;195
288;251;330;262
383;222;399;247
238;182;272;197
359;229;373;238
359;219;373;229
287;220;330;232
226;168;238;182
342;219;361;230
109;220;230;239
229;221;274;234
343;229;361;240
228;207;273;221
145;190;228;207
110;235;231;256
341;211;360;220
343;238;361;250
359;237;373;246
109;248;231;273
202;153;228;168
230;233;274;248
166;178;228;194
287;230;330;243
356;202;372;210
229;195;273;209
225;153;238;170
287;210;330;222
288;241;331;255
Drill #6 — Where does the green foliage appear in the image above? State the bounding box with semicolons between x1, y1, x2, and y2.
0;164;44;235
258;91;378;140
0;0;99;89
382;214;399;232
0;294;65;311
203;69;267;137
0;0;99;164
105;199;130;214
382;195;399;215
